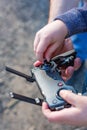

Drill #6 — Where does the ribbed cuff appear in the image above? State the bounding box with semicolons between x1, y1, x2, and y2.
54;8;87;37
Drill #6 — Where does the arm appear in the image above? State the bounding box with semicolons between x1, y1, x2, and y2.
48;0;79;22
55;7;87;37
49;0;87;35
34;7;87;62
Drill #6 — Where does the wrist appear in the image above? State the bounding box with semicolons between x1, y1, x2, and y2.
54;20;68;39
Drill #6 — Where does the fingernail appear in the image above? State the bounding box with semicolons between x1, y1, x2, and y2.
59;90;72;96
59;90;67;96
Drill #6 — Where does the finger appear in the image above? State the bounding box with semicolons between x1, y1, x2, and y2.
61;66;74;81
42;101;78;124
34;32;40;52
45;42;63;61
59;90;79;106
42;102;51;115
74;58;82;70
36;38;51;61
33;60;42;67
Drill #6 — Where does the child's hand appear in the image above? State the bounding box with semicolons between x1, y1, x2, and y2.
42;90;87;126
34;57;81;81
34;20;68;62
34;37;81;81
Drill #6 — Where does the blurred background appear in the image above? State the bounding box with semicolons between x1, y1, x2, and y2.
0;0;87;130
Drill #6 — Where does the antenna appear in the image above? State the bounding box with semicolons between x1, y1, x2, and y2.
9;92;43;106
5;66;35;82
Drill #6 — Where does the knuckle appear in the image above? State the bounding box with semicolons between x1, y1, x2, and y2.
36;50;42;55
47;116;54;122
36;31;41;37
42;34;49;42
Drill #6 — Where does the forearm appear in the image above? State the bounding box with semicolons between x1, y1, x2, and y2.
48;0;79;22
55;7;87;37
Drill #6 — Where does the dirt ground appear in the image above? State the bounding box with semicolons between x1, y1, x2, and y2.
0;0;87;130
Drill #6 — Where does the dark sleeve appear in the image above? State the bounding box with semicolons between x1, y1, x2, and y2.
54;7;87;37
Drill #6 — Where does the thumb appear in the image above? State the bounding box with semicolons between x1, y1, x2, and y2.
59;90;78;106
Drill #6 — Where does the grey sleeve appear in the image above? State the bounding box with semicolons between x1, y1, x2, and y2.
54;7;87;37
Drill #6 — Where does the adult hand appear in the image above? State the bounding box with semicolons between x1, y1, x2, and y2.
42;90;87;126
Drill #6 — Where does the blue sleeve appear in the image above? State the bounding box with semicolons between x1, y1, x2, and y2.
54;7;87;37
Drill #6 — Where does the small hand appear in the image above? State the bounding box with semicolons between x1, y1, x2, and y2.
34;57;81;81
34;32;81;81
34;20;68;62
